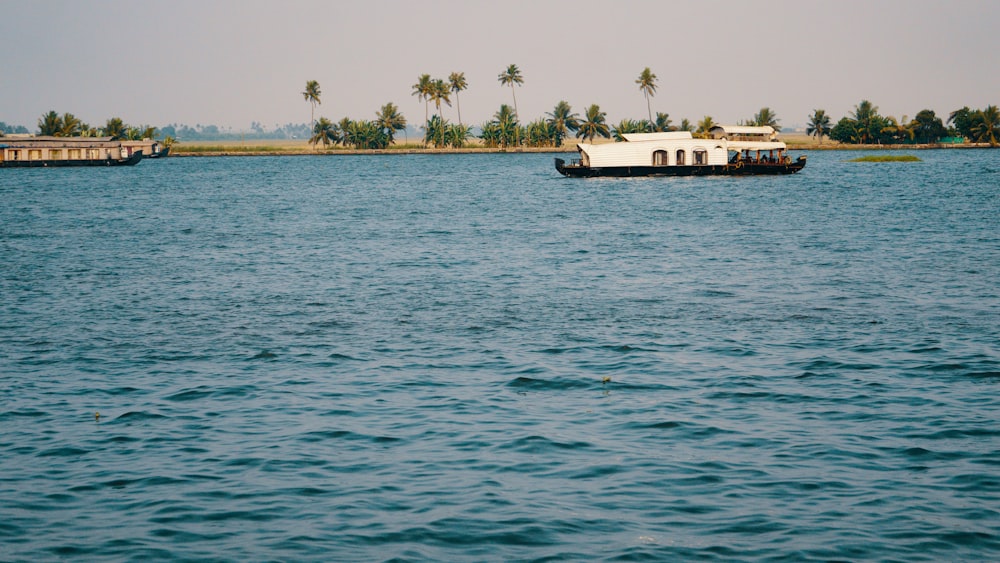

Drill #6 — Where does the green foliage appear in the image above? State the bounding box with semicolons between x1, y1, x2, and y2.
343;119;389;149
375;102;406;145
309;117;341;148
806;109;831;142
38;111;62;135
480;104;520;149
849;155;921;162
302;80;321;124
577;104;609;143
612;119;650;141
695;115;716;137
911;110;946;143
749;107;780;130
653;112;673;132
636;67;658;125
970;105;1000;146
546;101;580;147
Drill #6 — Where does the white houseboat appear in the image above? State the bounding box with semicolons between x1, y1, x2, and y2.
555;125;805;177
0;136;142;167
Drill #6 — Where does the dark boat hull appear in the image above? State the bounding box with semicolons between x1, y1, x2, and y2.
555;155;806;178
1;151;143;168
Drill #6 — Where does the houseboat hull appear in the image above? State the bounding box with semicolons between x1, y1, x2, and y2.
555;155;806;178
0;151;143;168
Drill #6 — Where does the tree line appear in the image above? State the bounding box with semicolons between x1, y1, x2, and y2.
4;64;997;148
806;102;1000;145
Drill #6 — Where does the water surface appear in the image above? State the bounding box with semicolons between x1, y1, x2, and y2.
2;150;999;561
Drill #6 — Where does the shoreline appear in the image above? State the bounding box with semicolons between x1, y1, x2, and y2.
168;137;996;157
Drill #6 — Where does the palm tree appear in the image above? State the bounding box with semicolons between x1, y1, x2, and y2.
302;80;321;126
577;104;610;143
487;104;519;149
806;109;831;144
613;119;649;141
427;79;451;146
376;102;406;145
971;105;1000;146
104;117;125;139
679;118;693;132
546;100;580;147
696;115;716;138
752;107;780;130
309;117;339;148
38;111;62;136
497;64;524;122
881;116;914;144
59;112;82;136
636;67;658;130
338;117;353;146
852;99;880;144
448;72;468;126
653;112;673;132
411;74;433;125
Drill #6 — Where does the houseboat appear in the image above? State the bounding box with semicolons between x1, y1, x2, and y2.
122;138;169;159
0;136;142;167
555;125;805;177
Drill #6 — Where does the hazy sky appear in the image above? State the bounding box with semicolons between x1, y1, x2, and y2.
3;0;998;132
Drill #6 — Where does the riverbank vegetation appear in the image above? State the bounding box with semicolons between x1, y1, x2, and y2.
848;155;922;162
3;64;997;151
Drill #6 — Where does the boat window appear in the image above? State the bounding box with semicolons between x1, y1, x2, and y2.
694;149;707;165
29;150;42;161
653;150;668;166
676;149;685;165
69;149;81;160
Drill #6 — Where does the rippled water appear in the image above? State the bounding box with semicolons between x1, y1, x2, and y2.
2;150;999;561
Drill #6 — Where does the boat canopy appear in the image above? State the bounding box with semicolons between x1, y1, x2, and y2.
620;131;694;142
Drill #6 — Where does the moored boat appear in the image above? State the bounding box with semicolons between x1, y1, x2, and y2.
0;136;143;168
555;125;805;178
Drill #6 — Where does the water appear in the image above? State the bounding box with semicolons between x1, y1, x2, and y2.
1;150;998;561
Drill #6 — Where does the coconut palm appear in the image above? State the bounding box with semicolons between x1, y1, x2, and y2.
577;104;610;143
546;101;580;147
881;116;914;143
448;72;468;126
485;104;519;149
635;67;658;130
411;74;433;125
696;116;716;137
497;64;524;122
852;100;881;144
38;111;62;136
58;113;82;136
104;117;126;139
375;102;406;145
679;118;693;132
971;105;1000;146
309;117;339;148
302;80;321;126
613;119;650;141
653;112;673;132
806;109;831;143
751;107;780;130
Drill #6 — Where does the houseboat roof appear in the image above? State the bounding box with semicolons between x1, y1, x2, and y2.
709;125;777;139
0;136;122;148
620;131;694;142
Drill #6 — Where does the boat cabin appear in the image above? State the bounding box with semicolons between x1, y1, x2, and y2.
0;136;129;164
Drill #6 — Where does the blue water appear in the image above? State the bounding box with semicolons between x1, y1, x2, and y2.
2;150;999;562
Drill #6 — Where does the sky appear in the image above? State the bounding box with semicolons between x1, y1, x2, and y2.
2;0;998;132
